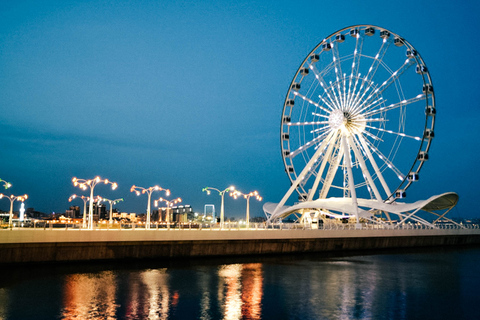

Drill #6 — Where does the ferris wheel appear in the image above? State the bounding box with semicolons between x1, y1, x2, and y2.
279;25;435;208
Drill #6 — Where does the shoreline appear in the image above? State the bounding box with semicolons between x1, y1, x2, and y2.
1;228;480;264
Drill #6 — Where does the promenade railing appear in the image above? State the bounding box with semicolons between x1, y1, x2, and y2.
2;221;479;231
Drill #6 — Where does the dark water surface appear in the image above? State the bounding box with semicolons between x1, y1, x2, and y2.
0;246;479;320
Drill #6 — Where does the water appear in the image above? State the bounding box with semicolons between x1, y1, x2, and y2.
0;246;479;320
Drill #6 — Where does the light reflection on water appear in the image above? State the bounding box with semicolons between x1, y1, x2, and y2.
0;247;479;319
61;271;119;319
216;263;263;320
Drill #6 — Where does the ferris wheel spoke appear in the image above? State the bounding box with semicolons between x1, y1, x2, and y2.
311;125;331;135
362;118;386;123
332;43;343;81
350;32;364;80
329;82;344;111
300;155;326;189
323;84;342;111
342;75;348;110
363;94;425;117
356;59;416;112
319;135;343;199
310;61;336;80
308;63;332;88
307;130;339;200
342;135;360;216
348;76;374;113
311;112;331;120
346;74;363;112
355;96;385;116
292;91;331;114
346;33;368;111
365;124;422;141
318;93;338;112
363;137;405;181
348;135;383;201
356;134;392;196
363;38;392;84
309;65;341;110
363;129;384;143
288;130;331;158
287;121;329;126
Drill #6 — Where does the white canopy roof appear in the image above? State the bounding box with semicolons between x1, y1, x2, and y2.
265;192;459;221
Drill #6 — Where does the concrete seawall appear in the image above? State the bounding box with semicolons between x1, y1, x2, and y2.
1;228;479;264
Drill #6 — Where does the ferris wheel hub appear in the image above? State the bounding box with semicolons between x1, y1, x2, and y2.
328;109;365;136
328;109;346;130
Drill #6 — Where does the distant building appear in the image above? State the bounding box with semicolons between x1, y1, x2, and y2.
26;208;48;219
204;204;215;222
112;212;137;222
65;206;80;219
158;205;193;223
93;203;106;220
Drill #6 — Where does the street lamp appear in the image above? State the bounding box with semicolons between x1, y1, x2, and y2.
0;193;28;228
100;197;124;224
68;194;102;228
72;176;118;229
202;186;235;229
230;190;262;229
154;197;182;224
131;185;170;229
0;179;12;190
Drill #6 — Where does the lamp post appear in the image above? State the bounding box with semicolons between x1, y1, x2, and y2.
154;197;182;224
202;186;235;229
100;197;124;224
68;194;102;228
131;185;170;229
0;193;28;228
230;190;262;229
0;179;12;190
72;176;118;229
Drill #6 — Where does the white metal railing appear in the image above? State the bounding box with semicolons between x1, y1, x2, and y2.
2;221;479;231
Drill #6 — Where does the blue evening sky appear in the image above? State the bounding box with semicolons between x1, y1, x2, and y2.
1;0;479;219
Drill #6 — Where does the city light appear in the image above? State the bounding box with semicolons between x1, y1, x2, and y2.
131;185;170;229
230;190;262;229
68;194;102;228
154;197;182;208
100;197;124;224
0;193;28;228
72;176;118;229
202;186;235;229
154;197;182;224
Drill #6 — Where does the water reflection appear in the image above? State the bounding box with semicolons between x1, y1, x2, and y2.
61;271;118;319
56;262;264;319
240;264;263;319
218;264;242;319
0;248;476;319
217;263;264;319
141;269;169;320
0;288;8;318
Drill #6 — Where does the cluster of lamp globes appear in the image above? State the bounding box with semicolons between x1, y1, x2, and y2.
0;175;263;229
70;176;183;229
69;180;264;229
0;178;28;227
202;186;262;228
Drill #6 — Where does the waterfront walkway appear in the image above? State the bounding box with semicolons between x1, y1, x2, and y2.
1;222;479;264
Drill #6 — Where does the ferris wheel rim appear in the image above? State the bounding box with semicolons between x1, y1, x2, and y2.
280;24;435;202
